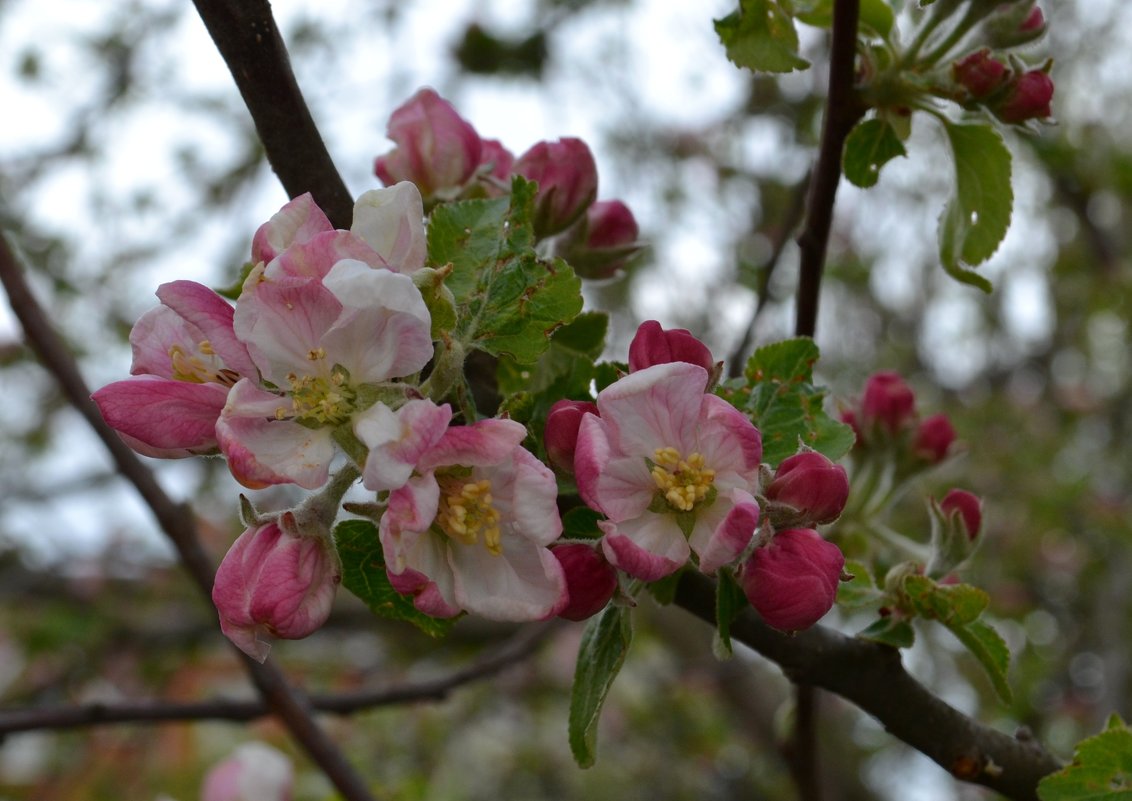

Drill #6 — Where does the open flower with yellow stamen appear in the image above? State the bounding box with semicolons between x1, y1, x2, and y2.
575;361;764;581
379;418;568;621
217;259;432;489
92;280;257;457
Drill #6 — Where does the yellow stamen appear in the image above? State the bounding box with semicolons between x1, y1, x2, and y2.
650;447;715;512
437;478;503;555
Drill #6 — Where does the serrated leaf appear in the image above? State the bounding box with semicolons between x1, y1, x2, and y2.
427;195;512;302
496;311;607;397
902;574;988;626
717;338;855;465
593;361;627;392
1039;722;1132;801
714;0;810;74
837;560;884;608
951;619;1013;704
713;568;748;659
843;118;907;188
333;519;456;638
569;605;633;768
938;121;1012;291
859;616;915;648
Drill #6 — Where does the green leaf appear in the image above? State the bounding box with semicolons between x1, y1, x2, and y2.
444;178;583;364
902;574;988;627
717;338;855;465
645;569;684;606
593;361;627;392
951;619;1013;704
859;616;915;648
713;568;748;659
569;605;633;768
938;121;1013;292
714;0;810;74
427;195;512;303
837;560;884;609
1038;720;1132;801
794;0;893;37
843;118;907;188
333;520;456;638
496;311;607;398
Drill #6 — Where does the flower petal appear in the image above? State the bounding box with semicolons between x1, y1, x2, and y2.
597;361;708;457
251;192;333;264
352;184;427;274
600;514;689;581
449;536;567;620
416;418;527;472
355;400;452;492
156;280;256;378
692;488;760;574
92;376;228;455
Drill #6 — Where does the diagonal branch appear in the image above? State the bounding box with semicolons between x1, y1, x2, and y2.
0;231;377;801
0;623;552;735
674;571;1061;801
189;0;355;228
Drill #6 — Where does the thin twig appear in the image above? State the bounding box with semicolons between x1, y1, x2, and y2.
0;624;553;736
0;231;378;801
794;0;866;340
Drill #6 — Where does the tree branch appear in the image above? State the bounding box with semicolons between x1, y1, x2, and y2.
674;571;1061;801
0;624;552;736
0;231;378;801
794;0;867;340
189;0;355;227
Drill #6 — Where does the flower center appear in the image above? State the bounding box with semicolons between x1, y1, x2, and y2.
279;349;357;426
651;447;715;512
436;478;502;555
169;341;238;386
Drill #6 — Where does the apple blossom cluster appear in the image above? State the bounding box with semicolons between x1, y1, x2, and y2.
92;88;859;663
374;88;641;279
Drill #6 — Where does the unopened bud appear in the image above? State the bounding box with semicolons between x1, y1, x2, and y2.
514;137;598;238
374;88;483;200
628;320;715;375
551;543;619;621
740;528;845;632
764;451;849;527
545;399;598;475
555;200;642;279
953;49;1009;99
212;517;340;662
914;414;957;464
860;371;916;435
941;488;983;540
995;69;1054;124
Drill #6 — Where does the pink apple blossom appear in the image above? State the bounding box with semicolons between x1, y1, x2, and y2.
201;743;293;801
379;418;567;620
575;361;763;581
212;516;340;662
217;261;432;489
92;281;256;457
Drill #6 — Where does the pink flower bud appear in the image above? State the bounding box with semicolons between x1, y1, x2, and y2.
545;399;598;475
997;70;1054;124
840;408;863;448
914;413;957;464
628;320;714;374
953;50;1009;99
551;543;619;621
201;742;293;801
860;371;916;435
741;529;845;632
479;138;514;183
1021;7;1045;32
514;137;598;238
374;88;483;199
212;517;340;662
940;489;983;541
764;451;850;526
558;199;642;279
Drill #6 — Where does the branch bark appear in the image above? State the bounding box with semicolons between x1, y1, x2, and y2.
794;0;867;340
189;0;355;228
0;232;378;801
675;571;1061;801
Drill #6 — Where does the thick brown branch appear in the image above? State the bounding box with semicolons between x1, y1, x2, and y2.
0;624;551;736
0;232;377;801
794;0;867;339
189;0;354;227
674;572;1061;801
